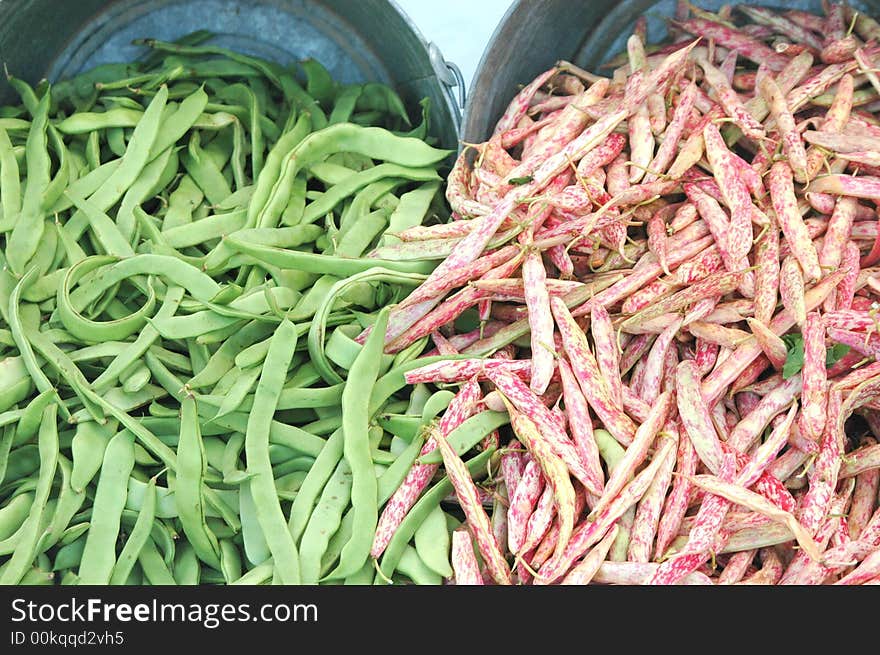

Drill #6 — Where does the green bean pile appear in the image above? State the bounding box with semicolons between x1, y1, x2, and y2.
0;32;460;585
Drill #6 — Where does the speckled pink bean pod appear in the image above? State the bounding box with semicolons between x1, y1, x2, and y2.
816;196;856;280
646;211;671;276
769;162;822;282
780;478;855;584
676;359;725;475
640;318;683;406
753;226;781;326
558;358;604;495
377;244;523;348
683;183;755;297
655;428;699;560
572;228;715;318
718;550;758;584
404;359;532;385
835;241;861;310
806;73;854;179
507;459;543;555
800;312;828;444
493;67;558;136
522;249;555;395
434;428;513;585
699;59;765;140
727;375;802;453
645;82;698;184
619;333;654;377
521;485;556;554
676;246;724;285
650;453;738;585
487;367;596;489
779;255;807;328
623;267;748;331
690;475;821;560
451;528;484;585
551;297;637;446
370;380;481;558
628;422;679;563
445;149;474;216
746;318;787;370
561;525;619;585
694;339;720;376
591;304;623;408
537;439;677;583
621;278;678;315
799;389;844;537
678;17;788;69
834;549;880;585
529;490;588;573
590;391;674;520
849;439;880;541
500;445;526;501
786;57;862;113
703;123;756;263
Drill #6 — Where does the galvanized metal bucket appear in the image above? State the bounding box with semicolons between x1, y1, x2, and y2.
0;0;465;148
461;0;880;143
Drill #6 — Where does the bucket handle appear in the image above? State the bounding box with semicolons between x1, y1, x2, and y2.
428;42;466;126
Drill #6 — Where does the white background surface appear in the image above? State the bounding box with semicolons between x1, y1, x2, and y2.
393;0;515;91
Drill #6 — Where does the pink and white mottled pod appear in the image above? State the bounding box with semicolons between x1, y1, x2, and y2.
433;427;513;585
504;401;577;562
561;525;619;585
507;459;543;555
493;68;558;137
591;304;623;409
798;388;844;538
727;375;802;453
703;123;757;262
590;391;674;521
656;430;699;561
628;422;679;563
675;246;725;285
551;297;638;446
677;17;789;69
787;57;862;114
557;358;604;495
500;444;526;500
522;249;555;395
451;528;484;585
649;453;737;585
779;255;807;328
641;317;684;406
849;438;880;541
537;438;677;583
488;367;596;492
737;4;824;49
371;381;482;559
769;162;822;282
686;320;750;349
835;241;861;310
623;267;749;331
806;74;854;180
800;312;829;444
520;485;556;554
698;58;765;141
694;339;720;376
572;231;715;318
404;359;532;385
689;475;821;561
676;360;725;475
746;318;787;370
628;104;654;184
646;82;698;184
